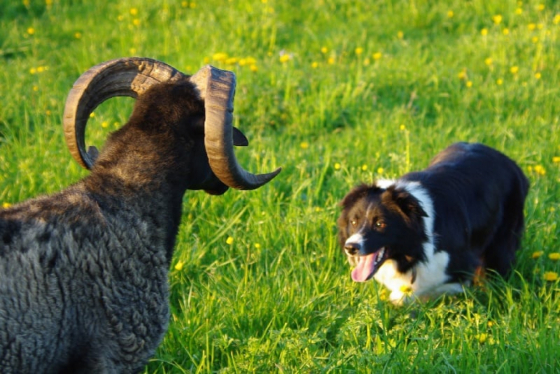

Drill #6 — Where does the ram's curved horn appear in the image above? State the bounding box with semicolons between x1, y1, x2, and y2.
63;57;184;169
190;65;281;190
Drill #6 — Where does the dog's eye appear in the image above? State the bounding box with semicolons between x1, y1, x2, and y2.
375;221;386;229
351;220;358;227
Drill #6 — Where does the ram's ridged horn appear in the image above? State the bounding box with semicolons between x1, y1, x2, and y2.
63;57;183;169
191;66;281;190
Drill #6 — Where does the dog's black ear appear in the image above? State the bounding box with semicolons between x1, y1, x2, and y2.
385;187;427;224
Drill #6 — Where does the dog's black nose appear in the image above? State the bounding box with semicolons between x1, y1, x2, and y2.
344;242;360;255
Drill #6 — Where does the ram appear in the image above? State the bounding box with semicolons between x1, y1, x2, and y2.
0;57;280;373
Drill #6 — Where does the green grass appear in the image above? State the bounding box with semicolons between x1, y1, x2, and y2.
1;0;560;372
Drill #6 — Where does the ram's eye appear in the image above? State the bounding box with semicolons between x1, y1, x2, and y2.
375;221;386;229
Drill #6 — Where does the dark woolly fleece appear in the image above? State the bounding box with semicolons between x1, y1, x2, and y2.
0;79;229;373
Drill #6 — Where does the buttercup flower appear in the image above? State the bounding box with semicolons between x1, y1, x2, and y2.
544;271;558;282
548;253;560;261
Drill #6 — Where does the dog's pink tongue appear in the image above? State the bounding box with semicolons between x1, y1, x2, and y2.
351;253;376;282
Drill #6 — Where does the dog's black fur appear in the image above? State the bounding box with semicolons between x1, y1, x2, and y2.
337;142;529;303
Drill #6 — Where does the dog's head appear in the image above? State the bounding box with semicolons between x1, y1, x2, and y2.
337;183;428;282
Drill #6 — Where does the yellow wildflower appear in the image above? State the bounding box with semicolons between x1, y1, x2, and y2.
481;28;488;36
552;156;560;163
132;19;141;26
447;10;454;18
27;27;35;35
361;164;368;171
355;47;363;55
484;57;493;66
101;121;109;128
246;57;257;65
532;37;539;43
496;78;503;85
397;31;404;39
300;142;309;149
225;57;238;65
74;32;82;39
477;333;488;344
458;70;467;80
510;66;519;75
377;167;384;174
503;28;510;35
174;261;184;271
254;243;261;249
33;86;38;91
226;236;234;245
321;46;328;54
130;8;138;15
311;62;319;68
554;15;560;25
549;253;560;261
535;72;542;80
250;64;258;72
400;284;412;293
492;15;502;24
89;112;95;118
466;81;473;88
544;271;558;282
528;23;536;31
534;165;546;175
373;52;382;60
334;163;341;170
515;8;523;15
2;202;12;209
181;1;188;7
327;57;335;65
212;52;228;62
279;54;291;63
532;251;544;259
537;4;545;11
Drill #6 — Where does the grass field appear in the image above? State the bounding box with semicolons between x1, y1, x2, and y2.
1;0;560;372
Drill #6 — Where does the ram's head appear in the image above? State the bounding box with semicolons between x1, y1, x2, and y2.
63;57;280;194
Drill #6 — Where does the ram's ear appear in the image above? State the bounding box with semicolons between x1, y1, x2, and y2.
233;127;249;146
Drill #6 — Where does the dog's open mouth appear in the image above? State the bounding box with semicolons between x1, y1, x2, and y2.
351;247;387;282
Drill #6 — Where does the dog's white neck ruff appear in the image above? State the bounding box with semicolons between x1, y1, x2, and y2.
374;179;464;304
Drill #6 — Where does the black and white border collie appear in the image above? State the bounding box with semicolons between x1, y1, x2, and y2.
337;142;529;304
